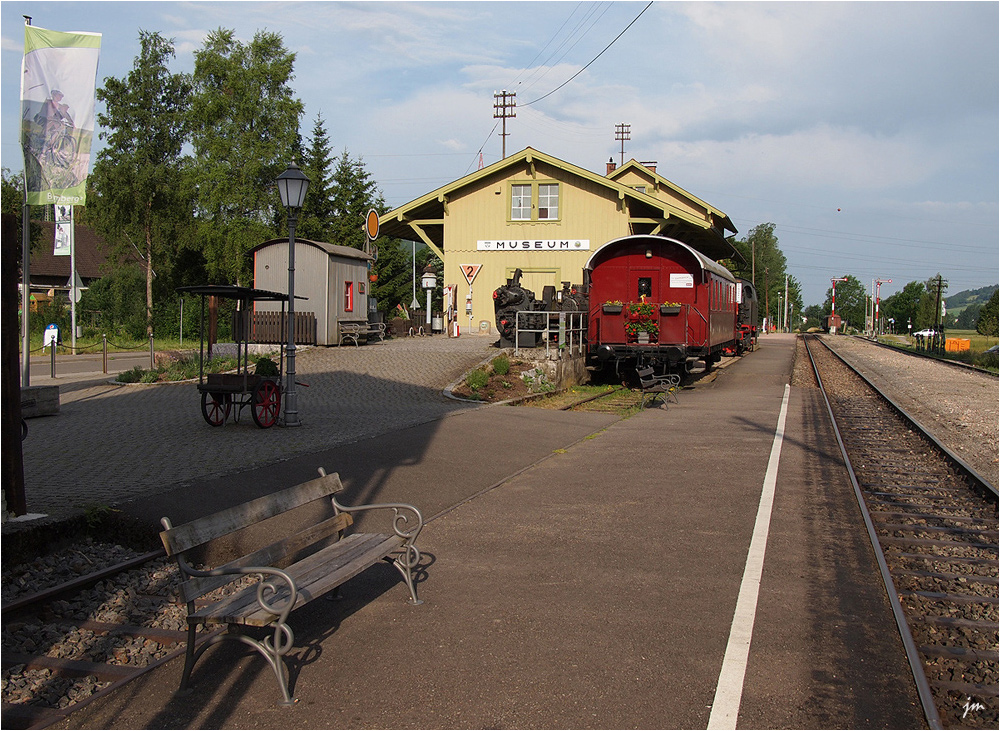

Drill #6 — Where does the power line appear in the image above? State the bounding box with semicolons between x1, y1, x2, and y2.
523;1;654;107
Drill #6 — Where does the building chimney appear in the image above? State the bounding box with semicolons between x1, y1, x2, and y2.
606;157;616;175
641;160;657;174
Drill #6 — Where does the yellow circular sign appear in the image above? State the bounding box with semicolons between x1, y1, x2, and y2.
365;209;380;240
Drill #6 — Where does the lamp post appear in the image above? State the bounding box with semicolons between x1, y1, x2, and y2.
421;264;437;331
276;162;310;427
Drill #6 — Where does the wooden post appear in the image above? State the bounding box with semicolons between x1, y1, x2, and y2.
3;213;27;516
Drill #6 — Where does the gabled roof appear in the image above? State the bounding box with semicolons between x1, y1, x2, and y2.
378;147;736;260
30;220;111;283
607;159;736;235
249;238;373;262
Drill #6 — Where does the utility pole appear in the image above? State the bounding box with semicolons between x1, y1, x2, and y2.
783;274;789;333
493;90;516;159
615;123;631;166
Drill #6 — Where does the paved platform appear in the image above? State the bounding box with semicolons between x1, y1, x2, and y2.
39;333;926;729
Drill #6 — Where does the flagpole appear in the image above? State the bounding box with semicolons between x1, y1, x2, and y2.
70;208;77;352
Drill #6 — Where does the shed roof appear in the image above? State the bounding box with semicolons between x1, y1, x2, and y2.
249;238;373;262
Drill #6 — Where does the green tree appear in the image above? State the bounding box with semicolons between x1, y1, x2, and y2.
723;223;794;329
823;275;866;330
1;168;46;266
803;304;826;329
297;113;336;241
91;31;192;335
977;289;999;336
881;280;926;334
188;28;303;284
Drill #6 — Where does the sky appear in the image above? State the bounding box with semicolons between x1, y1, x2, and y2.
3;1;997;307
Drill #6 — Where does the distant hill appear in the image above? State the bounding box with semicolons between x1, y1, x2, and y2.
945;284;998;315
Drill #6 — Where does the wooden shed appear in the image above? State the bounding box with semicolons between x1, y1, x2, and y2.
249;238;374;346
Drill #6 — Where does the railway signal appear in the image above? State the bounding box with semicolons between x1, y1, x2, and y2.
874;278;891;335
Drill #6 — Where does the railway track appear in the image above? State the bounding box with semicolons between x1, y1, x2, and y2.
803;334;998;729
1;548;230;730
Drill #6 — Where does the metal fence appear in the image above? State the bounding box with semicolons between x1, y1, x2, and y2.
514;310;587;359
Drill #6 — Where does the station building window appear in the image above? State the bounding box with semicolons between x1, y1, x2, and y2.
509;181;561;222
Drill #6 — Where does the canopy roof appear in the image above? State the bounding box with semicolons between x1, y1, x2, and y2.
176;285;293;302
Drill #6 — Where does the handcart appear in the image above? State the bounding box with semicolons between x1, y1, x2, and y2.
176;285;291;428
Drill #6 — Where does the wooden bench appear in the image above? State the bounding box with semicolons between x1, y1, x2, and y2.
159;469;423;705
636;367;681;409
338;320;386;346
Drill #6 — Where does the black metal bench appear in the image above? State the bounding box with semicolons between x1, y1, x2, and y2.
339;320;386;346
159;469;423;705
637;367;681;408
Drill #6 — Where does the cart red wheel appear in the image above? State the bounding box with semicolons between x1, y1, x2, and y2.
252;379;281;428
201;391;231;426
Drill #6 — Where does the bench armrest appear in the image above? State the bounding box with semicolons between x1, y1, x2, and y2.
318;467;423;545
178;557;298;622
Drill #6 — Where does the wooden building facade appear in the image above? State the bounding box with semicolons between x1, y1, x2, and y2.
376;148;737;334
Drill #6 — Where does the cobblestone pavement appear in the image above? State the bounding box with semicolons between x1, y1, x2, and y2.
18;335;497;521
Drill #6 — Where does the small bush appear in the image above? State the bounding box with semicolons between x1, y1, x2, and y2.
255;356;279;377
465;368;490;391
117;366;144;383
491;354;511;376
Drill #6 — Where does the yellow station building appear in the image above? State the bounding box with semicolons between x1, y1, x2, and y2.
377;147;738;334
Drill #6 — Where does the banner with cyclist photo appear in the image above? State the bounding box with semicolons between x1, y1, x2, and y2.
20;24;101;206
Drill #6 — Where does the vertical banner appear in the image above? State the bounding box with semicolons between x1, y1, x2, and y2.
20;25;101;205
53;203;73;256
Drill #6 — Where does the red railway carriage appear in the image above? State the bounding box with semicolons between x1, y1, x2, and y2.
585;235;738;375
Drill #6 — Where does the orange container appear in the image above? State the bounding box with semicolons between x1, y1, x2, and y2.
945;338;970;352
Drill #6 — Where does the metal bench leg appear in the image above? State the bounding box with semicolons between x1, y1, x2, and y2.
388;545;423;605
177;622;199;694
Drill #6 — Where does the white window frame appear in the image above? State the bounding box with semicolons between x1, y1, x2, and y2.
511;184;532;221
508;181;561;222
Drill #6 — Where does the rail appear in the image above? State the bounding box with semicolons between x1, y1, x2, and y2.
513;310;587;359
804;334;999;729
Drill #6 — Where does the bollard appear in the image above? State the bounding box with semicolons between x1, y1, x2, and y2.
149;334;155;370
103;334;108;374
51;340;57;378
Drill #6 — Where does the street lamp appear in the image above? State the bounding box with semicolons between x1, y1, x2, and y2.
421;264;437;330
276;162;310;427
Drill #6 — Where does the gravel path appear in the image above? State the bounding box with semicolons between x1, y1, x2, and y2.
820;335;999;489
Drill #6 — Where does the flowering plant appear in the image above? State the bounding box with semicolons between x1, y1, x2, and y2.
624;301;658;338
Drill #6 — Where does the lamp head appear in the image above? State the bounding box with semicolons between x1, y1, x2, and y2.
276;162;310;210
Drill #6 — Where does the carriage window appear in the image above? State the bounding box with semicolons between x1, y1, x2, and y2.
637;277;652;299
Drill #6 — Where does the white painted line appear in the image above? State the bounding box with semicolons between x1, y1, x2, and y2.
707;384;791;730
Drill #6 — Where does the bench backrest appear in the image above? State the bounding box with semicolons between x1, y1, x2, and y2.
160;471;353;602
637;367;656;388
